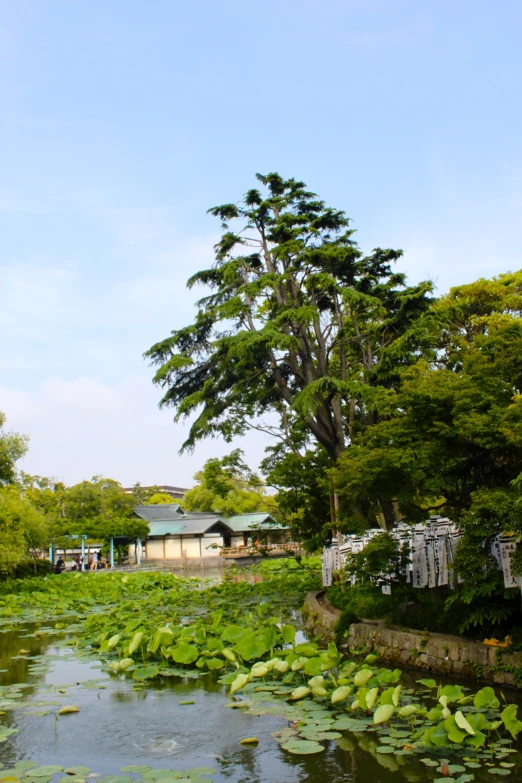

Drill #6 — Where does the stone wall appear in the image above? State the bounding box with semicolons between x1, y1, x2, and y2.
303;591;522;688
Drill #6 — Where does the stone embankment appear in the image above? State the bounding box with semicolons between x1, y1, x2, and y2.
302;590;522;688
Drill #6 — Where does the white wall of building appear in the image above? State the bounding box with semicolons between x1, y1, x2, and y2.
181;537;201;558
145;539;163;559
165;537;182;558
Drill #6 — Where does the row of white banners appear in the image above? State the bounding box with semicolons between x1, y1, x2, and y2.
322;517;520;590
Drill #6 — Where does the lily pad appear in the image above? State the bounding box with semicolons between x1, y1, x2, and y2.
30;768;64;778
119;768;150;774
98;776;134;783
282;739;325;755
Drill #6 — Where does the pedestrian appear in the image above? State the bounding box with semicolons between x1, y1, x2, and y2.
54;557;65;574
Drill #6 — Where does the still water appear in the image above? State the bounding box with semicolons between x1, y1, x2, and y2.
0;571;519;783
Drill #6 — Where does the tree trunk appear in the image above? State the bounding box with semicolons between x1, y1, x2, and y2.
378;499;396;531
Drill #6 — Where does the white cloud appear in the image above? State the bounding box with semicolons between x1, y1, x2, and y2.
0;260;79;341
0;375;272;488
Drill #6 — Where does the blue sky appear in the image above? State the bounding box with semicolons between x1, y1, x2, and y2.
1;0;521;487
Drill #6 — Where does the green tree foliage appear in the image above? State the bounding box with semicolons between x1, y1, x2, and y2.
23;476;149;564
330;271;522;631
0;486;48;576
0;411;28;485
57;477;149;552
260;445;332;549
183;450;278;518
333;270;522;526
144;492;178;505
145;173;433;478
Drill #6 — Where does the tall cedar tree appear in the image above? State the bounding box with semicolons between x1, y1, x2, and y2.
146;174;433;525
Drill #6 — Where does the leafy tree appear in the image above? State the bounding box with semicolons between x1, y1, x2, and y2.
260;445;333;549
183;450;278;518
50;477;149;563
330;270;522;632
0;486;49;576
144;492;179;505
332;270;522;528
145;173;433;530
0;412;28;485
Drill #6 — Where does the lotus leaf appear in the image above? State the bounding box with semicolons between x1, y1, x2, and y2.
331;685;352;704
281;625;295;644
474;686;495;708
366;687;379;710
440;684;465;702
236;638;267;661
240;737;259;744
205;657;224;670
128;631;144;654
281;739;325;755
230;673;250;695
132;665;159;681
29;769;64;778
171;643;199;665
221;625;244;644
291;657;307;671
120;767;150;774
98;776;134;783
354;669;374;687
294;643;318;657
308;675;325;689
319;651;340;670
455;710;475;735
465;730;487;748
303;657;322;676
428;724;451;747
107;634;121;649
501;704;522;739
445;714;468;743
289;686;311;700
374;704;395;724
58;705;80;714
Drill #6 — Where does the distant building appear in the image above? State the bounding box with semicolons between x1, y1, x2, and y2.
133;503;288;560
123;485;189;500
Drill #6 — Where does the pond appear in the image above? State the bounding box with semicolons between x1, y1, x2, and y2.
0;567;521;783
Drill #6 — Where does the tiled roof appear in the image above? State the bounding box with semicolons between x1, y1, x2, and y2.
147;517;233;536
225;513;287;532
134;505;286;535
134;504;184;521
